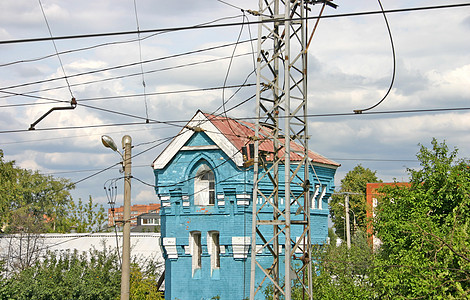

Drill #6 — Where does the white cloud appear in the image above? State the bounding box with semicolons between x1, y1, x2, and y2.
135;189;157;205
1;0;470;204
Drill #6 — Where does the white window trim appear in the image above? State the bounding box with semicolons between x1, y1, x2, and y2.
318;185;327;209
311;184;320;209
190;231;202;276
194;164;215;206
207;231;220;274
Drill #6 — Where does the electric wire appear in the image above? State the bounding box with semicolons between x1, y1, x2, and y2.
104;177;122;265
0;52;252;108
0;125;174;146
0;90;69;107
133;0;150;122
1;3;469;46
353;0;395;114
37;0;74;100
221;13;249;138
0;78;256;108
0;14;244;68
2;106;469;134
70;82;255;130
205;4;258;145
0;39;256;94
216;0;244;11
78;83;255;102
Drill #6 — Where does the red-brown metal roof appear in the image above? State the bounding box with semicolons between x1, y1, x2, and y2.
203;112;340;167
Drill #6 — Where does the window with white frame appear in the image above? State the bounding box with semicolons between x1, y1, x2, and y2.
190;231;202;275
194;163;215;205
142;218;160;225
208;231;220;273
311;184;320;209
310;184;327;209
318;185;326;209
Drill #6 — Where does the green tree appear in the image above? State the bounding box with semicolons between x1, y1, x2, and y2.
62;196;107;233
330;164;381;240
311;233;376;300
263;233;375;300
1;150;106;234
0;150;74;232
374;139;470;298
129;263;162;299
0;246;164;299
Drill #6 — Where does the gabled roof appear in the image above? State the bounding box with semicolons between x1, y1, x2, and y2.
152;110;340;170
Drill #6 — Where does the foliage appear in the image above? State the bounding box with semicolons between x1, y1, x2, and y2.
311;232;376;300
0;150;105;234
330;164;381;240
374;138;470;299
64;196;107;233
0;247;121;299
263;139;470;299
0;150;74;233
129;256;164;300
0;246;163;300
263;233;375;300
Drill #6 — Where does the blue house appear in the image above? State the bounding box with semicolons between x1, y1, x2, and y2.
152;111;339;299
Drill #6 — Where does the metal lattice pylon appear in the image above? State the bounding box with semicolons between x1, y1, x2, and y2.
249;1;333;299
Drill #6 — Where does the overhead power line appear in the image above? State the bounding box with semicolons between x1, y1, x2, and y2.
0;39;255;93
353;0;395;114
0;83;255;108
0;3;469;45
1;106;469;135
0;52;254;105
38;0;74;99
0;15;244;68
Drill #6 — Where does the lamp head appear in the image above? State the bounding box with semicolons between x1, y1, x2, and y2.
101;135;118;152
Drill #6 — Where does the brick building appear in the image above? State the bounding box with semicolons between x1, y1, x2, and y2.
108;203;161;227
366;182;410;249
153;111;339;299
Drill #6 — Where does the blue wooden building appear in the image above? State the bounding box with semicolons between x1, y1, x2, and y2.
153;111;339;299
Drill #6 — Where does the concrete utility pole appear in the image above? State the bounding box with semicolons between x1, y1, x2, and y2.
345;194;351;249
101;134;132;300
335;192;361;249
121;135;132;300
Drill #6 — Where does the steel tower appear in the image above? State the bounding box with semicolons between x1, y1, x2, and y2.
250;1;335;299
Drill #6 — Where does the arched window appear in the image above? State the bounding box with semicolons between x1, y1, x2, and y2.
194;163;215;205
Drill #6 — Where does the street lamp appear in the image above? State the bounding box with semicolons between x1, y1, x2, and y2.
102;135;120;153
101;135;132;300
349;209;357;233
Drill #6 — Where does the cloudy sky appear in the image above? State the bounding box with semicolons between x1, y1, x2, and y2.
1;0;469;209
